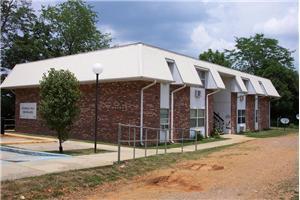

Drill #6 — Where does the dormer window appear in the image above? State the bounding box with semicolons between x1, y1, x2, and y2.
242;79;248;88
259;81;267;95
196;69;206;88
165;58;182;84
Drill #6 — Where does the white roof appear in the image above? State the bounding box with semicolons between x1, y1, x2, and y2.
0;42;280;97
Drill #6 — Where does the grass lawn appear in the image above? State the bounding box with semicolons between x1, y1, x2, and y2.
46;148;112;156
1;144;236;200
143;136;228;149
244;127;298;138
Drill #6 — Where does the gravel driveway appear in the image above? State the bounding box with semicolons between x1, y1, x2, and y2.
83;134;298;200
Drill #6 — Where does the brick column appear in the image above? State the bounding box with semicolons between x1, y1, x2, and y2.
206;90;214;136
246;95;255;131
231;93;237;134
258;96;270;130
171;85;190;140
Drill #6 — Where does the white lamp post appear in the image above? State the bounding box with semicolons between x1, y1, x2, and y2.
92;63;103;153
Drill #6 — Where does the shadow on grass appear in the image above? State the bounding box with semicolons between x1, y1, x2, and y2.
1;144;236;200
46;148;113;156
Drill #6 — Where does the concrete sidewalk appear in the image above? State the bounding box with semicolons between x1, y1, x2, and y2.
1;134;254;181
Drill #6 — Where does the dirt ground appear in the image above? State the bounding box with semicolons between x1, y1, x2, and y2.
66;134;299;200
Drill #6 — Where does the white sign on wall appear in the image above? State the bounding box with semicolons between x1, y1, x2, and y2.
20;103;37;119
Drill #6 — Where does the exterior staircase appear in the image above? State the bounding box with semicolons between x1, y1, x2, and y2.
213;112;225;133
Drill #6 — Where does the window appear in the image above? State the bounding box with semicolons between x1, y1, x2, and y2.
238;110;246;124
190;109;205;127
197;70;206;88
160;109;169;130
255;110;258;123
167;61;175;74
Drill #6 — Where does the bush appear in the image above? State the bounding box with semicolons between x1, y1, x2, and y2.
211;128;222;138
192;132;204;141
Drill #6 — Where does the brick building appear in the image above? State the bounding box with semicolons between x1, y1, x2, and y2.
1;43;280;143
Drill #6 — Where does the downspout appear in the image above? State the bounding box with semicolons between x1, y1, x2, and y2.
170;84;187;143
140;80;157;145
206;89;221;138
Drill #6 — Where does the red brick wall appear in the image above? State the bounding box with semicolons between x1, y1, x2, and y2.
15;88;54;135
171;86;190;139
258;96;270;130
231;93;237;134
246;95;255;131
15;81;160;143
206;90;214;136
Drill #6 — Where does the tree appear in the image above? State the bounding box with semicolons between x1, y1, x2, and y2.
199;49;231;67
1;0;111;69
39;69;81;153
1;0;110;120
41;0;111;56
0;0;45;69
226;34;298;123
226;34;294;74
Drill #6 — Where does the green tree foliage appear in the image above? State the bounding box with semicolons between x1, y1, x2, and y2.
1;0;111;69
199;49;231;67
226;34;294;74
0;0;110;119
226;34;298;122
39;69;81;153
0;0;46;69
41;0;111;56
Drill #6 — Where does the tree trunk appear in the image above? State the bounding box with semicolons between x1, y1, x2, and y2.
59;134;63;153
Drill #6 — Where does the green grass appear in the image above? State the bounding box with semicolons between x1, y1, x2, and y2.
143;137;228;149
1;144;236;200
46;148;112;156
244;128;298;138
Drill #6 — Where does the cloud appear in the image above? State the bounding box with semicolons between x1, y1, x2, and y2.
98;25;136;46
189;24;235;53
253;8;298;36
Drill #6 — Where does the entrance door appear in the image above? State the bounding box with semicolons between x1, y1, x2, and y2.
160;109;169;143
255;96;259;130
160;130;169;143
255;109;259;130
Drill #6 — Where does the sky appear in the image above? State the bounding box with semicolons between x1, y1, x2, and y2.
33;0;299;68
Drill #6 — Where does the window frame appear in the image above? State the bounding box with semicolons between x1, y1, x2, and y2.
237;109;246;124
160;108;169;130
190;109;205;128
196;70;206;88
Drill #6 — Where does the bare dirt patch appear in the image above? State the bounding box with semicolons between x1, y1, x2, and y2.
65;134;298;200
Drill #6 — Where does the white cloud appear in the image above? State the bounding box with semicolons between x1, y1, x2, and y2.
189;24;235;53
98;25;136;46
254;8;298;36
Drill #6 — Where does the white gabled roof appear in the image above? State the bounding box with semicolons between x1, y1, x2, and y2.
0;42;280;98
1;43;175;89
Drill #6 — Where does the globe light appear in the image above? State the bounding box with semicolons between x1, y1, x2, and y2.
92;63;103;75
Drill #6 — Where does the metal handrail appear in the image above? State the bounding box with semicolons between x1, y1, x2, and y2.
117;123;200;163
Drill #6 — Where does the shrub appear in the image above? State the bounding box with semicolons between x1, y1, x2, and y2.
39;68;81;153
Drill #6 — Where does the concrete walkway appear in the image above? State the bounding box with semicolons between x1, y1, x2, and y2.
1;134;254;181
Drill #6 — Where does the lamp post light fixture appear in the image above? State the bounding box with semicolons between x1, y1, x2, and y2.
92;63;103;153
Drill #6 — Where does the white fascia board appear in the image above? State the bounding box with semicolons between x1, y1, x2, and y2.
209;67;225;89
1;44;142;88
175;58;202;86
260;79;280;97
235;75;248;93
140;44;174;83
230;78;240;92
143;45;202;86
249;78;264;95
246;79;256;95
